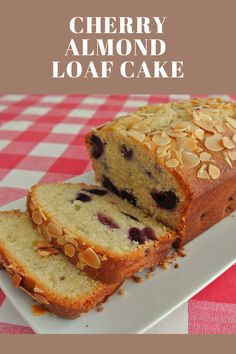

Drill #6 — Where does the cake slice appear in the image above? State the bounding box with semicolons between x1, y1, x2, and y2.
27;183;176;284
86;97;236;246
0;211;121;319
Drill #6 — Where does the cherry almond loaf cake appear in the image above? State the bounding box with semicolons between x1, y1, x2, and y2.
27;183;175;284
0;211;121;319
86;98;236;247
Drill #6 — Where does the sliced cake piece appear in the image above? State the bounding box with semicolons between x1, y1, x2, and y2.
86;97;236;246
27;183;176;284
0;211;121;319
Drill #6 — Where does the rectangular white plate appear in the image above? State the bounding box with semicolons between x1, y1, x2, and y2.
0;171;235;334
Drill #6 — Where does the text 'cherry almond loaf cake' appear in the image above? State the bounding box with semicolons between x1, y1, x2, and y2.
86;97;236;247
27;183;175;284
0;211;121;319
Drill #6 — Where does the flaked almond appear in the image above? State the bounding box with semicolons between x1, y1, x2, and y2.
226;123;236;133
131;122;151;133
156;144;170;156
40;223;52;241
64;243;76;258
34;287;44;294
176;137;197;152
228;150;236;161
30;200;37;211
36;241;54;249
32;210;43;225
144;142;153;151
34;293;49;305
194;128;205;141
197;164;210;179
208;164;221;179
127;130;145;142
182;152;200;169
199;152;212;162
47;222;63;239
170;123;187;132
167;131;187;138
64;234;78;247
78;247;101;269
224;152;233;167
222;136;235;149
101;255;107;261
215;124;225;134
165;159;179;168
232;133;236;144
204;135;224;152
225;117;236;129
37;250;50;257
57;236;67;246
11;273;22;288
194;118;215;133
152;132;171;146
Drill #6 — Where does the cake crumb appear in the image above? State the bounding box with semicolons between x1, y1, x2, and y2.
174;263;180;269
131;275;142;283
177;248;187;257
96;305;104;312
146;271;154;279
160;261;169;270
117;288;127;296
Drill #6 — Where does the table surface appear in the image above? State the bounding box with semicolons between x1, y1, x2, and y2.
0;94;235;334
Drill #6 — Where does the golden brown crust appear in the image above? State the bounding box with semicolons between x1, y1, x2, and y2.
0;210;122;319
86;98;236;246
27;187;176;284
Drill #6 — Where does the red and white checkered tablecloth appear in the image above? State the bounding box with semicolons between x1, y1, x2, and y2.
0;94;235;334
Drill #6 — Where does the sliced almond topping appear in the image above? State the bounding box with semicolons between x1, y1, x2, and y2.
222;136;235;149
64;234;78;247
56;236;67;246
127;130;145;142
40;223;52;241
34;293;49;305
78;248;101;269
11;273;22;288
182;152;200;169
194;128;205;141
101;255;108;261
176;137;197;152
152;132;171;146
215;124;225;134
232;133;236;144
144;142;153;151
167;131;187;138
208;164;221;179
204;135;224;152
225;117;236;129
30;200;37;211
224;152;233;167
156;144;170;156
199;152;212;162
226;123;236;133
47;222;63;239
131;122;151;133
36;241;54;249
32;210;43;225
194;118;215;133
37;250;51;257
228;150;236;161
34;287;44;294
197;164;210;179
165;159;179;168
64;244;76;258
171;123;187;132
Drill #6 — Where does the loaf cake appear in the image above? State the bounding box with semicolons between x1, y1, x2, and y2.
27;183;176;284
0;211;121;319
86;97;236;246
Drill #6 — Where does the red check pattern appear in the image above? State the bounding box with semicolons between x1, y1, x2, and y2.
0;94;235;334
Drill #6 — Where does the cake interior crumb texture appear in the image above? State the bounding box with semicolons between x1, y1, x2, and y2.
0;212;101;299
32;183;168;254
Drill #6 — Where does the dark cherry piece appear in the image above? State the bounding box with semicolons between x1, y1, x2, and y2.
84;188;107;196
121;212;139;222
120;190;137;206
142;227;157;241
90;135;104;158
102;176;120;196
97;213;119;229
128;228;144;244
151;190;178;210
120;144;133;160
75;193;91;202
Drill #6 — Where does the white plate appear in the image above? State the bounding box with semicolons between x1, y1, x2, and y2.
0;171;235;334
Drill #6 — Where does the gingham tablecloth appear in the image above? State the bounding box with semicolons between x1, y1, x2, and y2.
0;94;235;334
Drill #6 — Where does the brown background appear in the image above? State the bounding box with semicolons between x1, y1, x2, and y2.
0;1;235;93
